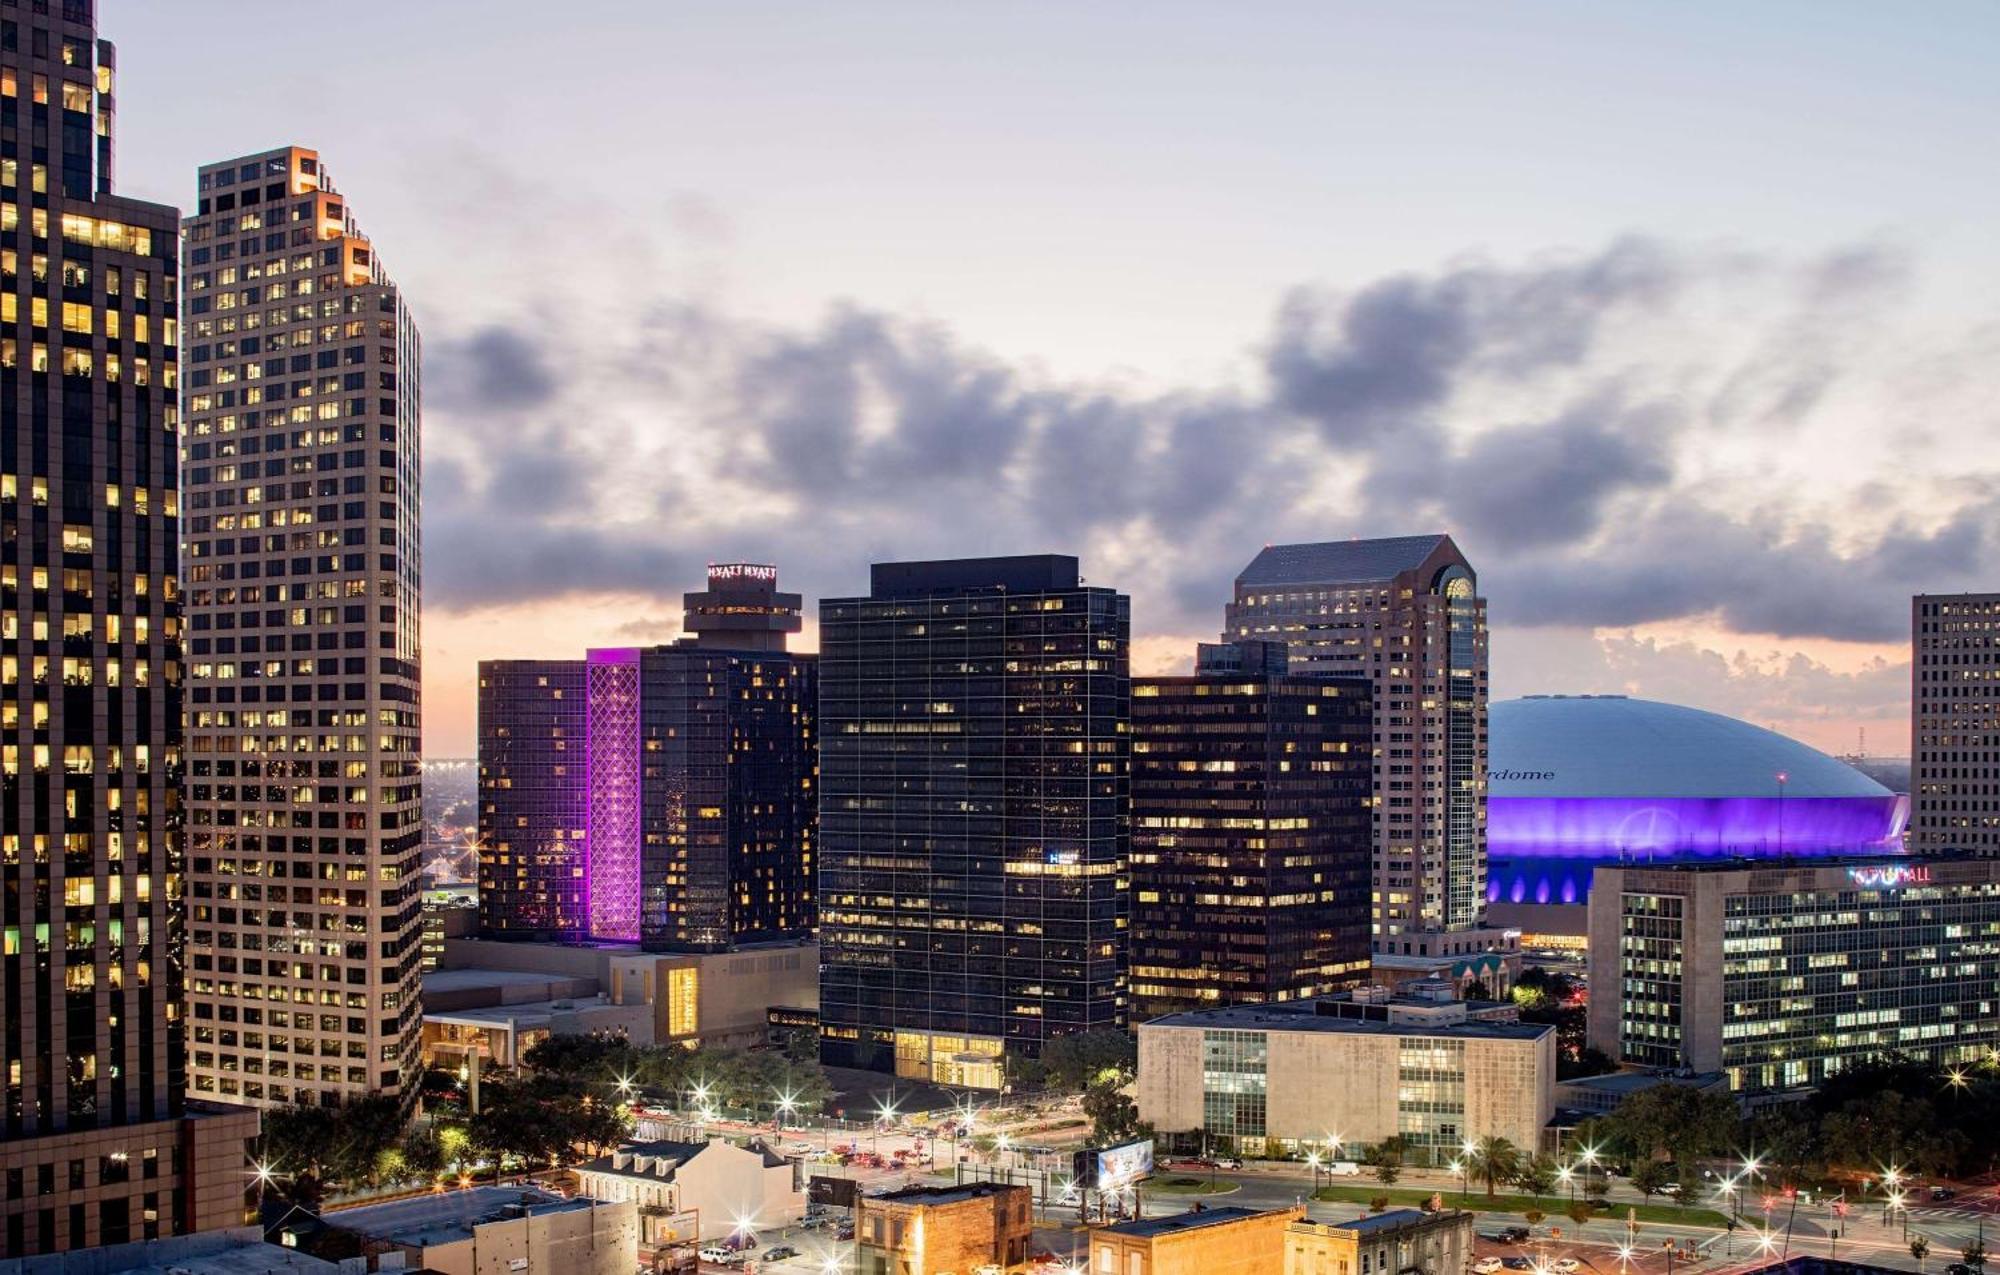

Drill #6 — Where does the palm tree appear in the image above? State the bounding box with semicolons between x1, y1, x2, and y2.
1468;1137;1523;1201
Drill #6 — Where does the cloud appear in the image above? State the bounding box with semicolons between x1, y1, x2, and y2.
416;234;2000;679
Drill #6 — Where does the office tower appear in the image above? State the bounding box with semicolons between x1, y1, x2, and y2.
818;555;1129;1088
1225;536;1488;944
477;660;587;940
1128;641;1373;1020
1586;856;2000;1093
476;565;816;951
181;147;424;1108
0;3;258;1255
1911;592;2000;852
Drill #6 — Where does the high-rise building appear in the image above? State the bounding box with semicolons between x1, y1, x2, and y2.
817;555;1129;1088
1128;641;1373;1020
0;2;259;1254
1911;593;2000;852
1224;536;1488;943
476;660;587;941
181;147;424;1108
476;565;816;952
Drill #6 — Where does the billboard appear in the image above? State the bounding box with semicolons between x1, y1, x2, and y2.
1072;1138;1154;1189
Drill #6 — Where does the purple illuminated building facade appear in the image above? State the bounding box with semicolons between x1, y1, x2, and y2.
1487;696;1907;937
477;566;816;951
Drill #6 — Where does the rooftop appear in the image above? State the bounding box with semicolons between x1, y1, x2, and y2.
0;1228;340;1275
1099;1206;1277;1239
329;1185;596;1248
1236;535;1455;587
867;555;1082;597
1142;1002;1551;1041
420;968;580;995
867;1182;1026;1207
1329;1208;1462;1235
1558;1070;1726;1095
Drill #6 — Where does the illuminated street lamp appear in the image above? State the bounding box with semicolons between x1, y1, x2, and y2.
1559;1162;1575;1204
1450;1158;1468;1203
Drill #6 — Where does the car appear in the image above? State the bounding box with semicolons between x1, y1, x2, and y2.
835;1225;855;1241
697;1247;734;1264
1328;1161;1362;1177
1946;1265;1974;1275
763;1247;798;1262
1214;1158;1243;1170
1499;1227;1532;1244
1933;1186;1959;1201
1554;1260;1582;1273
1658;1182;1683;1196
1501;1258;1534;1270
1474;1259;1505;1274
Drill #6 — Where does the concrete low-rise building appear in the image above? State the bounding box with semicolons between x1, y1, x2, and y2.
572;1139;804;1242
1090;1206;1305;1275
1587;856;2000;1094
322;1186;635;1275
854;1183;1032;1275
0;1226;341;1275
1138;995;1555;1164
1284;1208;1474;1275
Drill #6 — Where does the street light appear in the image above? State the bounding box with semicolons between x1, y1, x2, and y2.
1450;1158;1468;1203
1306;1151;1324;1194
1559;1162;1575;1205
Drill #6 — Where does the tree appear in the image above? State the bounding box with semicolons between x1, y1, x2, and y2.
1081;1081;1148;1145
1567;1200;1592;1231
1468;1137;1522;1201
1585;1177;1611;1204
1630;1160;1671;1204
1524;1209;1546;1228
1513;1154;1557;1201
1367;1135;1409;1187
1559;1047;1619;1082
1603;1086;1740;1188
1965;1239;1987;1274
1911;1236;1930;1274
1040;1030;1137;1093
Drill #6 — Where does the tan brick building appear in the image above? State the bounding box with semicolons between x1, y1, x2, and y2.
855;1182;1031;1275
1089;1205;1304;1275
1138;997;1554;1164
1284;1208;1473;1275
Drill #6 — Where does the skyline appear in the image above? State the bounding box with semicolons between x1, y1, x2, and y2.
106;0;2000;757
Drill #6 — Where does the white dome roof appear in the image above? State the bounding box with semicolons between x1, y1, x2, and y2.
1489;695;1891;800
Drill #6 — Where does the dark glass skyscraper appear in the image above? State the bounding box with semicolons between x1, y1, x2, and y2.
476;660;586;940
1129;641;1373;1021
477;565;816;952
817;556;1129;1088
1;2;257;1254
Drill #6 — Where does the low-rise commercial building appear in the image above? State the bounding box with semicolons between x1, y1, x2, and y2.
1138;993;1555;1164
322;1186;635;1275
0;1226;340;1275
573;1138;804;1243
1284;1208;1474;1275
1090;1206;1304;1275
854;1183;1032;1275
1587;857;2000;1094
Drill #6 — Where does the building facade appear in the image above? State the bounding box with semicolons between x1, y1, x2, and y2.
854;1183;1031;1275
1090;1206;1305;1275
0;1;264;1254
1137;998;1554;1164
1912;593;2000;852
572;1138;804;1242
1224;536;1488;944
475;565;816;951
1587;857;2000;1094
476;660;586;940
1130;641;1373;1020
1284;1208;1474;1275
181;146;425;1108
817;555;1129;1087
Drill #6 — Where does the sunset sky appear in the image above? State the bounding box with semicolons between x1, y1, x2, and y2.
107;1;1997;758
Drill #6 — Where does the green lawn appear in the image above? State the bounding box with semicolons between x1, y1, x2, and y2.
1148;1176;1243;1197
1307;1183;1731;1228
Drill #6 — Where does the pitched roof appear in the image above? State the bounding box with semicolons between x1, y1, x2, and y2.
1235;535;1452;587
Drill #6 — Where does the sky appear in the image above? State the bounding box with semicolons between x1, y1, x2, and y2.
104;1;1999;759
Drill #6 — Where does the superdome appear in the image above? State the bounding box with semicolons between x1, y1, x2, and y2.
1487;695;1908;910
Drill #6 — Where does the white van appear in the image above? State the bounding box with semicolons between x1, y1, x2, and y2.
1328;1161;1363;1177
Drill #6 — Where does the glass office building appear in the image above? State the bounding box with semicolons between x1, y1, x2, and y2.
817;555;1128;1088
1130;641;1373;1020
1589;857;2000;1093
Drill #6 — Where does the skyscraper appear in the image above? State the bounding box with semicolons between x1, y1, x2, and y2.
1224;536;1487;943
1912;592;2000;852
1129;641;1373;1020
181;147;424;1108
476;660;587;940
477;565;817;951
817;555;1129;1088
1;2;257;1254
